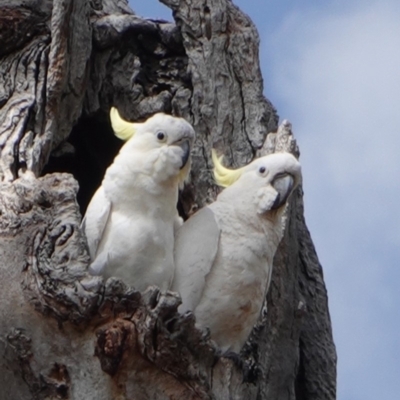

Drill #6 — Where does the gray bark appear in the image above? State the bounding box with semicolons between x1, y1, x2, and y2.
0;0;336;399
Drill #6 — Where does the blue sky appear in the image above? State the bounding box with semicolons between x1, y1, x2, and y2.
129;1;400;399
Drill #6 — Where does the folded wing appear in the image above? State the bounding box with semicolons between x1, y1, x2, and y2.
172;207;221;313
81;186;112;271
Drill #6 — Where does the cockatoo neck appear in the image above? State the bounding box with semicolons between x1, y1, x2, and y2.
217;181;257;214
216;181;286;242
102;153;179;218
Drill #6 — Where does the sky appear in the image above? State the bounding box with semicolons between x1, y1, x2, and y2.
129;1;400;399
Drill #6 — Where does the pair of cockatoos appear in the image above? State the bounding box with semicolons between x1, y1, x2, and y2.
82;108;301;353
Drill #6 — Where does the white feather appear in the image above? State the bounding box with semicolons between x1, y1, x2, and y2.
172;152;302;353
81;111;195;292
172;207;220;312
81;186;111;263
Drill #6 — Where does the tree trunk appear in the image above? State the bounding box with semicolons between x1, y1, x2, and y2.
0;1;336;399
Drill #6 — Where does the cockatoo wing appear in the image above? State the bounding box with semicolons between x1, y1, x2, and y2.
172;207;221;313
81;186;111;263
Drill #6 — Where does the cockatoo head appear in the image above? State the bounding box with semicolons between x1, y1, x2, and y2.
212;150;302;214
110;108;195;186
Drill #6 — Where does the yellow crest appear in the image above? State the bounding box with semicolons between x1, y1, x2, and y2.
109;107;138;141
212;149;246;188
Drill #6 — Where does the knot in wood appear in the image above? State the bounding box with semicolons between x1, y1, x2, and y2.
95;320;135;376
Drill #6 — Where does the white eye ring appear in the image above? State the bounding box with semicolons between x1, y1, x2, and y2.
157;131;166;141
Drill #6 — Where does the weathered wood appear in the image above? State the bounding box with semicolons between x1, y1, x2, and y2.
160;0;279;210
0;0;91;181
0;0;336;399
0;173;219;399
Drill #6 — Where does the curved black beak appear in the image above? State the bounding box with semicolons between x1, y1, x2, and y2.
178;140;191;169
271;174;294;210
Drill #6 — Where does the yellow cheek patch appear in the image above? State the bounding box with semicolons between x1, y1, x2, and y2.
110;107;138;141
212;149;246;188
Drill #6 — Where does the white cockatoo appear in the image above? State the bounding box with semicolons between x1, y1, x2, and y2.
171;150;302;353
81;108;195;291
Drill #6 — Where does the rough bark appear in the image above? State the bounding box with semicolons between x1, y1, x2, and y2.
0;0;336;399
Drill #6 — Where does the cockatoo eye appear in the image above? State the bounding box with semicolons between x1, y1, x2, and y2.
157;131;166;141
259;166;266;174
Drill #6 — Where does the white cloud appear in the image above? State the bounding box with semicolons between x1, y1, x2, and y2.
264;1;400;399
